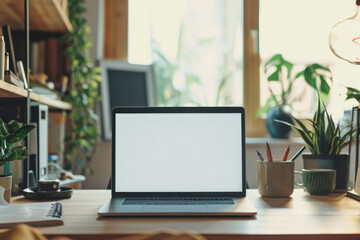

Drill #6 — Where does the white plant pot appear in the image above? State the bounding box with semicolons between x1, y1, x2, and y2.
0;175;12;203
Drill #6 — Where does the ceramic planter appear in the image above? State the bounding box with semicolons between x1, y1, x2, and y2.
266;107;293;139
0;175;12;203
302;154;350;193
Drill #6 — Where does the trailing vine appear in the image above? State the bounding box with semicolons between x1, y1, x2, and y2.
61;0;101;174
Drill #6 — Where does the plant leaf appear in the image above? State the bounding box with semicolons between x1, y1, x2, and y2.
268;70;279;81
15;124;36;141
12;146;29;161
0;121;9;137
275;119;315;152
1;149;17;162
6;120;21;133
320;75;331;95
5;134;20;144
345;86;360;103
303;66;317;89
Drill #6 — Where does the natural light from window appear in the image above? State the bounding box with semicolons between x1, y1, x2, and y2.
259;0;360;121
128;0;243;107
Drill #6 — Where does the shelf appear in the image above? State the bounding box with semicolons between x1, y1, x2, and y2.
246;137;305;145
30;91;71;110
0;81;71;110
0;0;72;33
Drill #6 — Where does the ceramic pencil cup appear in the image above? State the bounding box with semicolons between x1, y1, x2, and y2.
257;161;294;198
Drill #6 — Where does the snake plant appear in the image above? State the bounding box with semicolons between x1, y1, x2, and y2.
277;97;355;155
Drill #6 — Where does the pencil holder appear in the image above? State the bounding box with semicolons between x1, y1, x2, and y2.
257;161;294;198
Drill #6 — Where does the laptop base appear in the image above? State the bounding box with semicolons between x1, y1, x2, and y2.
98;197;257;217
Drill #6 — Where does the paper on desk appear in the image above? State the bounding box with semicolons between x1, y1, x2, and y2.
0;186;9;205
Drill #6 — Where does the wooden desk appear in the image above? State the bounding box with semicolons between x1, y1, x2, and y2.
11;189;360;240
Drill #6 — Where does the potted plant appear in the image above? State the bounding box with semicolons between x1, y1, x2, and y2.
0;118;35;202
277;97;355;192
258;54;332;138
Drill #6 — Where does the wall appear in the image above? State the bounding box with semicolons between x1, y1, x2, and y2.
83;141;111;189
82;0;108;189
83;0;104;60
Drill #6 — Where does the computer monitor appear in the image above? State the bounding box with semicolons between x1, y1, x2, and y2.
100;60;156;140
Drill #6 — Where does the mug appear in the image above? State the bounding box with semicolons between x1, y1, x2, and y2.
38;179;60;192
257;161;294;198
295;169;336;195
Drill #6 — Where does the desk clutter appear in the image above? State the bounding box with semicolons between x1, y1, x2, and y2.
21;177;73;201
0;202;63;228
0;184;63;227
256;142;339;197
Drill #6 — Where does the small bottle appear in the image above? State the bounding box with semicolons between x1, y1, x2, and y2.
0;35;5;81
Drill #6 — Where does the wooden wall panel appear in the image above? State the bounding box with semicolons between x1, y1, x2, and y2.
104;0;128;60
243;0;266;137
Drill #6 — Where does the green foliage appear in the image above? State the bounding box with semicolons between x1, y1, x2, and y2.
345;86;360;103
0;118;35;166
257;54;332;116
276;98;355;155
61;0;101;174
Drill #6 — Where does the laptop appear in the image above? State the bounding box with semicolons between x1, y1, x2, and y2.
98;107;257;216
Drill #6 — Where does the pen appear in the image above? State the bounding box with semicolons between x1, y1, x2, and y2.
257;150;265;162
266;142;273;162
289;146;306;162
281;145;290;161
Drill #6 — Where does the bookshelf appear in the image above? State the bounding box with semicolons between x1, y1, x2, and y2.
0;0;73;188
0;0;72;110
0;0;72;33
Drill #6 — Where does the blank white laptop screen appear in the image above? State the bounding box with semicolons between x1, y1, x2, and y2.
114;112;243;193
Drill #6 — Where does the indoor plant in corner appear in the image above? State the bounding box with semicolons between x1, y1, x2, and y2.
0;118;35;202
277;98;354;192
258;54;332;138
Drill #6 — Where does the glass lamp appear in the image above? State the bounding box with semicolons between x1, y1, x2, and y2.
330;0;360;200
329;0;360;64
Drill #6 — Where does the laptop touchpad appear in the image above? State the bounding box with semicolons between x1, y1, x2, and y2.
143;205;207;213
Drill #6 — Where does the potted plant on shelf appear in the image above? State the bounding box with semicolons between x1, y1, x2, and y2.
277;97;355;192
258;54;332;138
0;118;35;202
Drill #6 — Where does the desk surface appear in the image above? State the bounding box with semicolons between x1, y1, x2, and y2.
11;189;360;240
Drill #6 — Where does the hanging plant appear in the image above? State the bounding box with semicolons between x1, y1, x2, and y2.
61;0;101;174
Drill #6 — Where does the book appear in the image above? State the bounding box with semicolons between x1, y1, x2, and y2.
30;41;40;74
4;70;24;88
0;202;63;227
2;25;17;75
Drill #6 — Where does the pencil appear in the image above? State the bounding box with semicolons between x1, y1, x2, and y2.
266;142;273;162
281;145;290;161
257;150;265;162
289;146;306;162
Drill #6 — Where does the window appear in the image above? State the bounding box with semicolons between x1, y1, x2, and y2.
128;0;244;106
259;0;360;121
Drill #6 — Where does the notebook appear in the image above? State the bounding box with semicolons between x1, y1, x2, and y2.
98;107;257;216
0;202;63;227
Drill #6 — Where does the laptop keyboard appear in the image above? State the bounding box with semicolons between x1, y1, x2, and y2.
122;198;235;205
